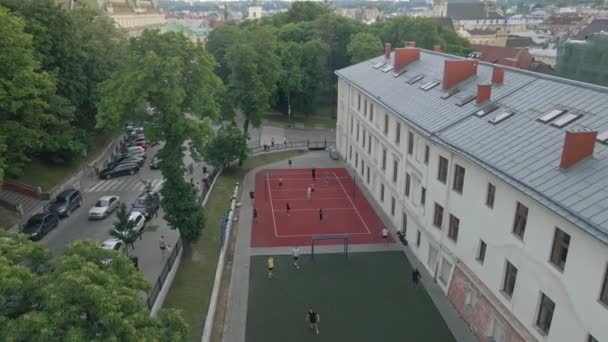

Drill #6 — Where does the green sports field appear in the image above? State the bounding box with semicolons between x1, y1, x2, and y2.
246;251;455;342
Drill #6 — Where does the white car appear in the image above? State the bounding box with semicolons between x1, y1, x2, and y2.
89;195;120;220
100;238;124;251
124;146;145;154
128;211;145;234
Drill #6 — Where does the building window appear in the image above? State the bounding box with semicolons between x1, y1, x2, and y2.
433;203;444;229
349;145;352;160
438;156;448;184
408;132;414;155
350;117;354;134
549;228;570;271
396;123;401;144
488;318;505;342
599;265;608;306
405;173;411;197
366;167;370;184
421;187;426;205
382;149;387;170
464;288;478;314
368;136;372;154
364;99;367;116
402;212;407;234
439;258;452;285
391;197;396;216
477;240;487;264
588;335;599;342
512;202;528;240
536;293;555;335
358;94;361;111
416;230;421;247
380;184;385;202
355;152;358;168
384;114;389;134
448;214;460;242
370;104;374;121
393;160;398;183
428;245;438;268
424;145;430;164
486;183;495;208
356;123;360;141
362;130;366;148
453;164;465;194
502;261;518;298
361;159;365;175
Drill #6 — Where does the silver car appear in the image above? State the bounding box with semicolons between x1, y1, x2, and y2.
88;195;120;220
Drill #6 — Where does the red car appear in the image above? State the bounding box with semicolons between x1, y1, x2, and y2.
127;138;148;151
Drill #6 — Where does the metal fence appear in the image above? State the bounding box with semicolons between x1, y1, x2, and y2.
250;139;335;155
147;237;183;309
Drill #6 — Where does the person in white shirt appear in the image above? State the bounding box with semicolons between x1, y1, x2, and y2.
381;227;389;246
292;247;300;269
307;187;312;201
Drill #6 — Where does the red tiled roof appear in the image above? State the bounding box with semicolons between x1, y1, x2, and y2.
472;45;531;69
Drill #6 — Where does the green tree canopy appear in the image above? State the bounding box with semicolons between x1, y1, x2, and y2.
347;32;383;64
0;232;187;340
204;125;250;168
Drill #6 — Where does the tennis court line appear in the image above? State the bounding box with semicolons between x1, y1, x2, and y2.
268;197;350;201
333;171;371;235
270;187;344;191
273;207;354;212
266;172;279;238
277;232;369;237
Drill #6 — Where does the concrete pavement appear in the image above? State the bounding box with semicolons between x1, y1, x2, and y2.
221;151;477;342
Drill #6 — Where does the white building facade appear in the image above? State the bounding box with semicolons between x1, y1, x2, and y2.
335;47;608;342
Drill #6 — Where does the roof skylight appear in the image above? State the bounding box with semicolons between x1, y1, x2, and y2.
407;74;424;84
441;88;460;99
597;131;608;144
551;113;580;128
393;69;407;78
420;81;440;91
538;109;567;123
382;65;394;73
489;111;514;124
475;103;499;117
373;61;386;69
456;94;477;107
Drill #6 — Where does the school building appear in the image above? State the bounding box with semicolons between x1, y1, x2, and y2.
335;42;608;342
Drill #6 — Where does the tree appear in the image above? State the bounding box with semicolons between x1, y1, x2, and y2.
278;41;304;119
0;232;187;340
283;1;330;24
204;125;250;168
110;203;141;255
347;32;383;64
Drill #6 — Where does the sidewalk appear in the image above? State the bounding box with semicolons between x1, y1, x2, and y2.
221;151;477;342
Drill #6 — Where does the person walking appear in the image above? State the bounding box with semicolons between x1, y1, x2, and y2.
267;256;274;279
306;309;320;334
288;159;292;167
286;202;291;216
271;137;275;147
278;177;283;188
324;171;331;185
283;136;288;145
253;208;258;223
292;246;300;269
319;208;323;221
412;268;421;288
307;187;312;201
312;168;316;181
381;227;389;246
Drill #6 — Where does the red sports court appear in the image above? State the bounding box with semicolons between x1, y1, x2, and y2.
250;167;394;247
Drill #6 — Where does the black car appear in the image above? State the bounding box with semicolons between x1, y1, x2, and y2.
48;189;82;217
131;190;161;220
99;162;140;179
150;155;162;169
108;156;145;168
116;149;146;160
22;212;59;240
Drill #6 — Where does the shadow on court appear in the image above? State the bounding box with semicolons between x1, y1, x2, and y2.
245;251;456;342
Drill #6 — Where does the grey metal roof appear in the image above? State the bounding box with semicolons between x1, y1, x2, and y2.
336;50;608;243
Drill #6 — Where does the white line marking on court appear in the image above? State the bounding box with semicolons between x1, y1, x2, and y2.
270;187;342;192
266;172;279;238
277;232;369;237
333;171;371;235
273;207;354;212
270;197;349;201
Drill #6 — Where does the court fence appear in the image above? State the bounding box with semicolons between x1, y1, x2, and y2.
147;237;183;309
250;139;335;155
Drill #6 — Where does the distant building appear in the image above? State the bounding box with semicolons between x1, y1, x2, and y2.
470;44;531;69
574;18;608;40
557;33;608;87
458;28;507;46
529;47;557;67
542;15;587;37
87;0;166;35
335;6;384;24
445;2;506;31
247;6;263;20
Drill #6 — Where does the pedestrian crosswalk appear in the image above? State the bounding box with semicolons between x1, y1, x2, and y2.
85;178;164;193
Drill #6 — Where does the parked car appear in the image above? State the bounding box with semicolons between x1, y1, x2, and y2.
99;163;140;179
100;238;124;251
122;145;145;154
150;155;162;169
108;156;145;168
128;141;148;151
22;212;59;241
49;189;82;217
128;211;146;233
131;191;161;220
116;150;146;160
89;195;120;220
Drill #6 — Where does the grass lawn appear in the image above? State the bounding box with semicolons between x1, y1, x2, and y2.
246;252;455;342
264;104;336;129
17;133;115;191
163;150;306;342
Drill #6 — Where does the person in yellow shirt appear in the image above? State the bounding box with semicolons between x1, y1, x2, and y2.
267;256;274;279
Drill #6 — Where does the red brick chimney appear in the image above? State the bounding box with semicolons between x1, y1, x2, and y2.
560;130;598;169
442;60;479;90
384;43;392;60
476;85;492;104
405;41;416;47
502;58;519;68
492;66;505;84
433;45;442;52
394;48;420;71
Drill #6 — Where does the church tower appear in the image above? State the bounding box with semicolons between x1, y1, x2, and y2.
433;0;448;17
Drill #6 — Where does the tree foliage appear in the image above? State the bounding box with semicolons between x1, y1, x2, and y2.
347;32;383;64
204;125;250;168
110;203;141;255
0;232;187;340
